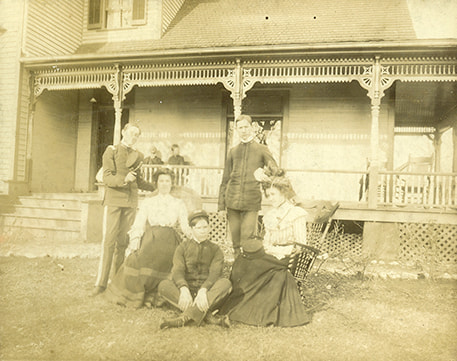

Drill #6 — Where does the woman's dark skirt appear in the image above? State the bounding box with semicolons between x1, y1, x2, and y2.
104;224;181;308
219;249;311;327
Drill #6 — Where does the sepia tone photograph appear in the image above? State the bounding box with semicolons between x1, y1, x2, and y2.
0;0;456;360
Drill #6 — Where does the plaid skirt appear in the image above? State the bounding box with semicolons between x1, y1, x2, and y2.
104;224;181;308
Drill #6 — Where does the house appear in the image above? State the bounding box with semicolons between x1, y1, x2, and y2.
1;0;456;265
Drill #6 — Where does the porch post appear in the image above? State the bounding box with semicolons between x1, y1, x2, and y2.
368;101;380;208
454;125;457;173
232;58;243;121
113;98;122;145
356;56;395;209
366;57;384;208
25;73;37;192
433;129;442;172
112;64;123;145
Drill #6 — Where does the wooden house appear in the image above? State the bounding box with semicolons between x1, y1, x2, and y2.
1;0;456;264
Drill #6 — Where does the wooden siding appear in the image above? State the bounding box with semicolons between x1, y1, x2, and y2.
74;91;96;192
133;86;226;167
162;0;185;34
284;83;392;171
31;91;78;193
0;0;25;193
283;83;394;201
82;0;162;43
15;70;31;183
24;0;83;56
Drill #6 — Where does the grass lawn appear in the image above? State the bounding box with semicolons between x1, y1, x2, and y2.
0;256;456;361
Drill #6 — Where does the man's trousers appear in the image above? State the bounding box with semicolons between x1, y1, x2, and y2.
226;208;258;251
95;206;136;288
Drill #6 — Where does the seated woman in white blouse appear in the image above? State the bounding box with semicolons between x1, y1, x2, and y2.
104;168;191;308
262;176;308;260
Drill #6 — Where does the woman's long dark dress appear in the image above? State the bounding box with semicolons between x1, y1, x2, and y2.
220;248;311;327
104;224;181;308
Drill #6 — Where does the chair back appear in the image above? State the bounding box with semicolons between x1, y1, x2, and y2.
288;244;320;281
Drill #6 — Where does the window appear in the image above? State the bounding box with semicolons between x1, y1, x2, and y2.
131;0;146;25
88;0;146;30
88;0;102;29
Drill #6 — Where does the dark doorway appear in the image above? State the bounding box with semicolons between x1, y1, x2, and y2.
225;89;287;164
96;108;130;170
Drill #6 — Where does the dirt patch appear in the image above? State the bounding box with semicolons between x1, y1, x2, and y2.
1;256;456;361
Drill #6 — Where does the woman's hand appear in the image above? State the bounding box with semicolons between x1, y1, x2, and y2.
125;237;141;257
254;167;271;182
193;288;209;312
178;287;193;311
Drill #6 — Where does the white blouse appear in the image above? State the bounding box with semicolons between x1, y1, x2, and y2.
128;193;190;241
263;201;308;260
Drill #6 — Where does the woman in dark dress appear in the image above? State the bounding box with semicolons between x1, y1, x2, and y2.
104;169;191;308
219;174;311;327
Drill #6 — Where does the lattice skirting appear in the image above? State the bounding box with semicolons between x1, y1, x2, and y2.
208;213;457;265
319;233;363;258
398;223;457;264
208;213;364;259
208;212;227;245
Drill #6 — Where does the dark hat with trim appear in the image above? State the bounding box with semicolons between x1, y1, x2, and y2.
188;209;209;225
126;151;144;170
241;235;264;253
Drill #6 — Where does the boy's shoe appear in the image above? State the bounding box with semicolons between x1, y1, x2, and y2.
159;315;190;329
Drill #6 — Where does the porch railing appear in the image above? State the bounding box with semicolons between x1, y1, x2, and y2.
141;165;457;208
141;165;223;198
377;171;457;207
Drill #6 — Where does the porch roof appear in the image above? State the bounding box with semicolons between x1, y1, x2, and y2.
76;0;419;55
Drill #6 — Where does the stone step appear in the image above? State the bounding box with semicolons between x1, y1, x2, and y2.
16;197;83;210
26;192;100;200
1;215;81;232
12;205;81;219
1;224;81;242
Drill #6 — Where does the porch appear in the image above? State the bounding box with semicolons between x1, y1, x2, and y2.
140;165;457;219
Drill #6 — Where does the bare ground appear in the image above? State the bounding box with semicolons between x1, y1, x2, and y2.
0;255;456;361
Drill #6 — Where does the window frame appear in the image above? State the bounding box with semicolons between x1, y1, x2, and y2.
88;0;103;29
131;0;147;26
87;0;147;30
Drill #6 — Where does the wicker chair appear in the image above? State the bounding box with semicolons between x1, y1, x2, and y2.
288;201;340;301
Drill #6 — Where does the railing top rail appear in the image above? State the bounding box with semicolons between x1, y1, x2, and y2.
141;165;457;177
142;165;223;170
287;169;368;175
379;171;457;176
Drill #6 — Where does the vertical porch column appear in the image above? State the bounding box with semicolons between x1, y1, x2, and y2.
113;98;122;145
112;64;123;145
453;125;457;173
366;57;383;209
25;73;37;192
433;129;442;172
221;59;257;148
26;101;36;185
224;59;243;147
232;58;243;121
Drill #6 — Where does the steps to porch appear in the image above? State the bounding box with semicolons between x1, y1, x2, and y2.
0;193;102;242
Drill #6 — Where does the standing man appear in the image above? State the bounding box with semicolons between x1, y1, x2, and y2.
143;145;164;165
167;144;186;165
218;114;277;259
91;123;156;296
